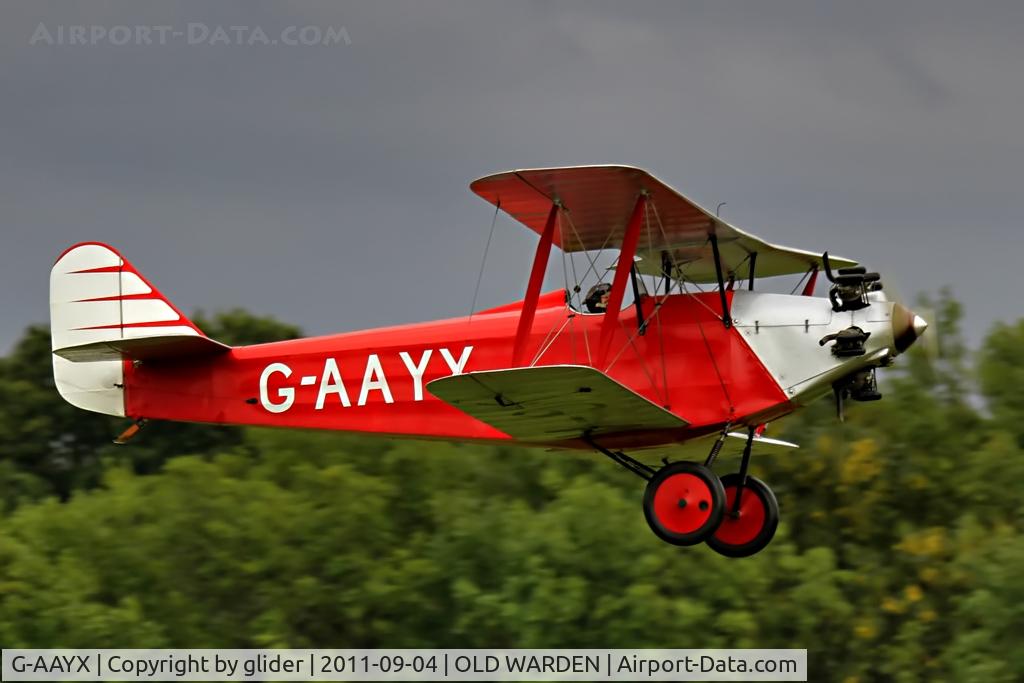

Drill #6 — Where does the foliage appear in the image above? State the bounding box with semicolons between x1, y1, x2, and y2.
0;292;1021;681
0;325;121;505
191;308;302;347
978;318;1024;447
0;310;300;506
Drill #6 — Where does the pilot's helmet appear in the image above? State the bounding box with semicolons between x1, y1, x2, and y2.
584;283;612;313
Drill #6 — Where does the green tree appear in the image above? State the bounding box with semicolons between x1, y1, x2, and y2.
0;310;301;503
0;325;120;504
191;309;302;346
978;318;1024;446
1;295;1023;682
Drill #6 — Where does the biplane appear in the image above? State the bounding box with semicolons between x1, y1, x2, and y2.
49;165;927;557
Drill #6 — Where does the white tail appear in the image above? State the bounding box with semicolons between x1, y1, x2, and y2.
50;242;207;417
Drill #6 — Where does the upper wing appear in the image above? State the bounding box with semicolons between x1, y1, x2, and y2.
471;165;857;283
427;364;687;442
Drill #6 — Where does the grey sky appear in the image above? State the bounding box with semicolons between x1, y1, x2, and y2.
2;1;1022;354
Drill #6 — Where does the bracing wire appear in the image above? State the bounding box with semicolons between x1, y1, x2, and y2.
561;210;611;367
789;267;812;295
605;318;665;404
468;200;501;324
640;201;672;404
530;314;574;367
654;297;670;406
568;251;583;310
680;278;735;413
564;210;616;286
556;211;577;365
647;199;733;410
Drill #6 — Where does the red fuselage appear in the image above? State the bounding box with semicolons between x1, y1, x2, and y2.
124;289;789;450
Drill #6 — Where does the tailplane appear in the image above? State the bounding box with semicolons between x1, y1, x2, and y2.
50;242;227;416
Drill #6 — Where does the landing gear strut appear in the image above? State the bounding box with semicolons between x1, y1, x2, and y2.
588;427;781;556
705;428;780;557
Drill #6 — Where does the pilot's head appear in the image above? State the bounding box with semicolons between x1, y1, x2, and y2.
585;283;612;313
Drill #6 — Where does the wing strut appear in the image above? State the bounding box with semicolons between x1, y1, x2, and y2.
801;265;819;296
708;231;733;328
598;194;647;364
512;203;560;366
660;250;673;295
630;263;645;335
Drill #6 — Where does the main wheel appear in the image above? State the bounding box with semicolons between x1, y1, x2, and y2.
706;474;779;558
643;461;725;546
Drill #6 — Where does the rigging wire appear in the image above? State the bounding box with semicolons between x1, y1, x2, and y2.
563;210;616;286
648;199;732;410
654;297;671;407
467;200;501;324
643;203;672;406
568;250;582;310
599;198;675;403
605;318;666;404
557;209;577;365
681;278;735;413
561;210;611;367
530;314;574;367
789;267;812;295
648;201;684;293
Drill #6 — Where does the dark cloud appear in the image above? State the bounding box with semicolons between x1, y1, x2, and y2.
2;0;1022;352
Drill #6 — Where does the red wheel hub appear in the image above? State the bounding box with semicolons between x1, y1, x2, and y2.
714;484;767;546
652;472;715;534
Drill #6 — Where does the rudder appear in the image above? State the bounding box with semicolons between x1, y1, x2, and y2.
50;242;206;416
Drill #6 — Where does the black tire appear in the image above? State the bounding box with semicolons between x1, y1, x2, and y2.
642;461;725;546
706;474;779;558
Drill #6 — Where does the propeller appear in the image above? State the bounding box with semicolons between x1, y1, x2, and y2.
879;277;939;366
